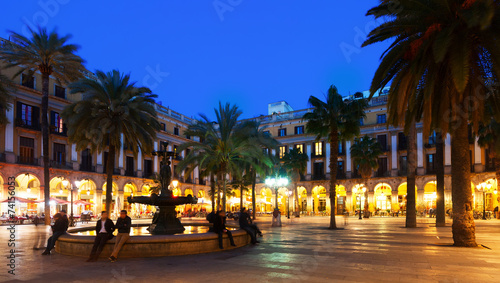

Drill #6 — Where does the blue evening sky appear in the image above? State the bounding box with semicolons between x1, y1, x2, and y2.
0;0;388;119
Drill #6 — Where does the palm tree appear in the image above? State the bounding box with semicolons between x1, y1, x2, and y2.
303;85;367;229
0;27;86;224
62;70;159;213
477;107;500;182
238;120;278;219
0;70;13;125
282;147;309;217
231;172;252;211
435;131;446;227
350;136;382;218
406;121;418;228
177;102;271;212
362;0;500;247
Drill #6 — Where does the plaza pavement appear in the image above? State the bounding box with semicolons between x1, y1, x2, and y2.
1;216;499;283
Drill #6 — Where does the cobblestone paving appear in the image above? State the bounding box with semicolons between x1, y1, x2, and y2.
1;217;499;283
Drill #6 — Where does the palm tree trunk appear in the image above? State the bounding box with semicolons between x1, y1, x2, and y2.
406;119;417;228
240;186;243;211
216;172;221;211
210;174;215;213
105;145;116;214
294;181;299;218
41;73;51;225
436;131;445;227
223;175;227;213
328;131;338;229
251;169;257;220
451;108;477;247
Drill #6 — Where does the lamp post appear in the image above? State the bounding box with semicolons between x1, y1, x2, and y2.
265;177;289;210
354;185;366;220
478;182;492;220
286;190;292;219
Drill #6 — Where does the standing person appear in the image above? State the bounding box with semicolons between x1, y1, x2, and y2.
86;211;115;262
109;210;132;262
41;212;68;255
213;210;236;249
239;208;260;244
272;208;282;227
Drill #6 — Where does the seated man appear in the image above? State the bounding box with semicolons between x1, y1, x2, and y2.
41;212;68;255
109;210;132;262
213;210;236;249
239;207;261;244
86;211;115;262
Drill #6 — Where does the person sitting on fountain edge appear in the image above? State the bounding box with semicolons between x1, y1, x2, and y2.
239;207;262;245
109;210;132;262
41;210;68;255
86;211;115;262
213;210;236;249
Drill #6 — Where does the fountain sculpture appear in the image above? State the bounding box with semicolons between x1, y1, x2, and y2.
127;142;197;234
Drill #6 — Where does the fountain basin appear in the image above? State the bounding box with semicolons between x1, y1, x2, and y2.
55;223;251;258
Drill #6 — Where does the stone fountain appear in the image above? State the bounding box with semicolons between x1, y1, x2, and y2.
127;143;197;234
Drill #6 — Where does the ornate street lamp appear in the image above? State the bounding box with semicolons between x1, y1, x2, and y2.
265;177;289;210
354;185;366;220
477;182;492;220
286;190;293;219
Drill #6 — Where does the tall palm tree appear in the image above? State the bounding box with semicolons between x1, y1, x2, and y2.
435;131;446;227
0;27;86;224
177;102;270;212
282;147;309;217
0;70;13;125
62;70;159;213
303;85;367;229
350;136;382;218
406;121;418;228
362;0;500;247
237;120;278;219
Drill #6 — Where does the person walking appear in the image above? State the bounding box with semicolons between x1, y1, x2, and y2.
239;208;261;244
213;210;236;249
109;210;132;262
41;212;68;255
86;211;115;262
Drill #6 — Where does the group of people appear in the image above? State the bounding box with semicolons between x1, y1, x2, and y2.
42;209;132;262
207;207;263;249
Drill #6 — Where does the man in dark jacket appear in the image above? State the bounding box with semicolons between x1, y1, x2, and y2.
213;210;236;249
42;211;68;255
86;211;115;262
109;210;132;262
239;208;262;244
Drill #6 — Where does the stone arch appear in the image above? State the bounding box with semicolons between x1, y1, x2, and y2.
184;188;194;197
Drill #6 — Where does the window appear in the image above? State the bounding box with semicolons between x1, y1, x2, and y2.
398;132;407;150
278;128;287;137
377;114;386;124
174;127;179;135
54;85;66;99
428;131;437;145
313;162;324;180
263;148;270;155
377;134;387;151
377;157;388;176
279;146;287;158
161;123;166;131
314;142;323;156
126;156;134;176
263;130;271;136
143;159;153;178
338;141;346;154
51;111;64;133
186;135;191;140
53;143;66;164
16;102;40;128
295;144;304;154
19;137;35;164
21;74;35;89
359;118;364;126
81;149;93;171
337;160;345;178
399;156;408;174
294;126;304;135
427;154;435;174
103;152;109;173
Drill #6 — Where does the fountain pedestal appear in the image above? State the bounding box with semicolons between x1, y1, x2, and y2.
149;206;185;234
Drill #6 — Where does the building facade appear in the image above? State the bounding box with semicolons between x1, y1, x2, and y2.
1;36;498;217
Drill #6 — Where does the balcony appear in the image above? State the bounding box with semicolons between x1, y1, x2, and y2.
398;170;408;176
336;172;347;180
15;119;41;131
50;125;67;136
17;156;39;166
125;170;137;177
375;171;390;178
50;160;73;170
0;153;5;162
424;143;436;149
79;164;96;172
312;174;326;181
